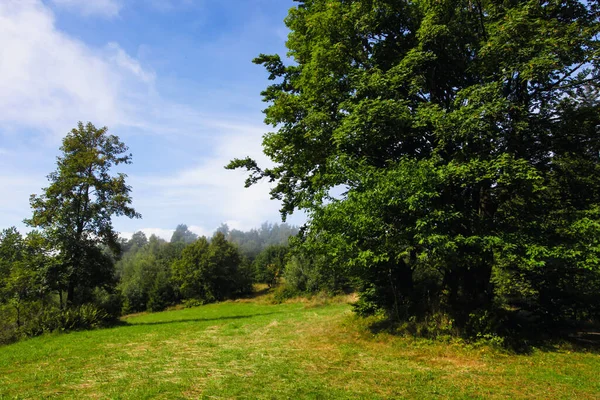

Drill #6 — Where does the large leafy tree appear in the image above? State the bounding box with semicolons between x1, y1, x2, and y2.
26;122;140;306
229;0;600;325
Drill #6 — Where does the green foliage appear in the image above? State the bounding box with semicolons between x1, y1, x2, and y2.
0;228;55;329
42;305;105;339
171;232;251;304
21;304;110;337
253;244;288;287
117;234;180;314
218;222;299;260
281;239;353;299
147;270;175;312
171;237;211;301
170;224;198;244
229;0;600;331
0;227;120;345
283;255;323;294
0;301;113;345
271;284;301;303
25;122;140;305
91;288;123;320
119;230;148;254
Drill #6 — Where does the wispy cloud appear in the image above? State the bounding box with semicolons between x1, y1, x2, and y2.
0;174;47;231
130;125;278;232
0;0;153;138
107;42;156;84
49;0;121;18
147;0;196;13
0;0;302;235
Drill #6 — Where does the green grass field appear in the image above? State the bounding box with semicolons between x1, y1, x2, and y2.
1;295;599;399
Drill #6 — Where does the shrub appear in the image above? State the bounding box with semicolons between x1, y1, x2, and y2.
283;256;322;294
271;284;300;304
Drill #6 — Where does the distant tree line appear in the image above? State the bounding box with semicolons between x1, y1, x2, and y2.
0;218;303;344
116;222;299;314
0;122;303;345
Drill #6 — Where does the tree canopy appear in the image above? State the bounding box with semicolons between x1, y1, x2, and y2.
170;224;198;244
26;122;140;305
229;0;600;327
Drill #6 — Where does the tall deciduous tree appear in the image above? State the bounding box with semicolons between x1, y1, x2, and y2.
229;0;600;326
26;122;140;305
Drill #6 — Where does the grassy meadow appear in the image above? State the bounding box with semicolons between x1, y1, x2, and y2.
0;294;599;399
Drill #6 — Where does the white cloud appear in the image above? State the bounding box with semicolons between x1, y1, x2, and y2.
49;0;121;17
0;0;305;236
0;0;156;138
106;42;156;84
188;225;211;238
130;121;284;233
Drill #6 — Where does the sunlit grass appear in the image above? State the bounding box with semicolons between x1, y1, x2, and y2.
1;295;599;399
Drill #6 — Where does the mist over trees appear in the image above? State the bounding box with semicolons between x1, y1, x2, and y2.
216;222;299;259
170;224;198;245
116;222;298;313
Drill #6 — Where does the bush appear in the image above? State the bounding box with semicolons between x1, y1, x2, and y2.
271;284;300;303
22;304;111;337
0;301;115;345
283;256;322;293
253;245;288;287
182;298;204;308
92;288;123;320
147;272;175;312
0;305;19;345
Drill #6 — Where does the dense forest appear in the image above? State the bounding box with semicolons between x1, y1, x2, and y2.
1;0;600;347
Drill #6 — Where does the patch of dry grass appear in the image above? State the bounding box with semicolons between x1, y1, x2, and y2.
0;293;599;399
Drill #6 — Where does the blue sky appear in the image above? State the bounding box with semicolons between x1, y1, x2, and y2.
0;0;306;240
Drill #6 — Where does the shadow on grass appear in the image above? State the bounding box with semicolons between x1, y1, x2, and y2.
363;315;600;355
239;286;272;300
118;311;283;327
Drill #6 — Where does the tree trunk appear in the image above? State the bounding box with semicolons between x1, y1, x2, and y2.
67;280;76;306
14;303;21;328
